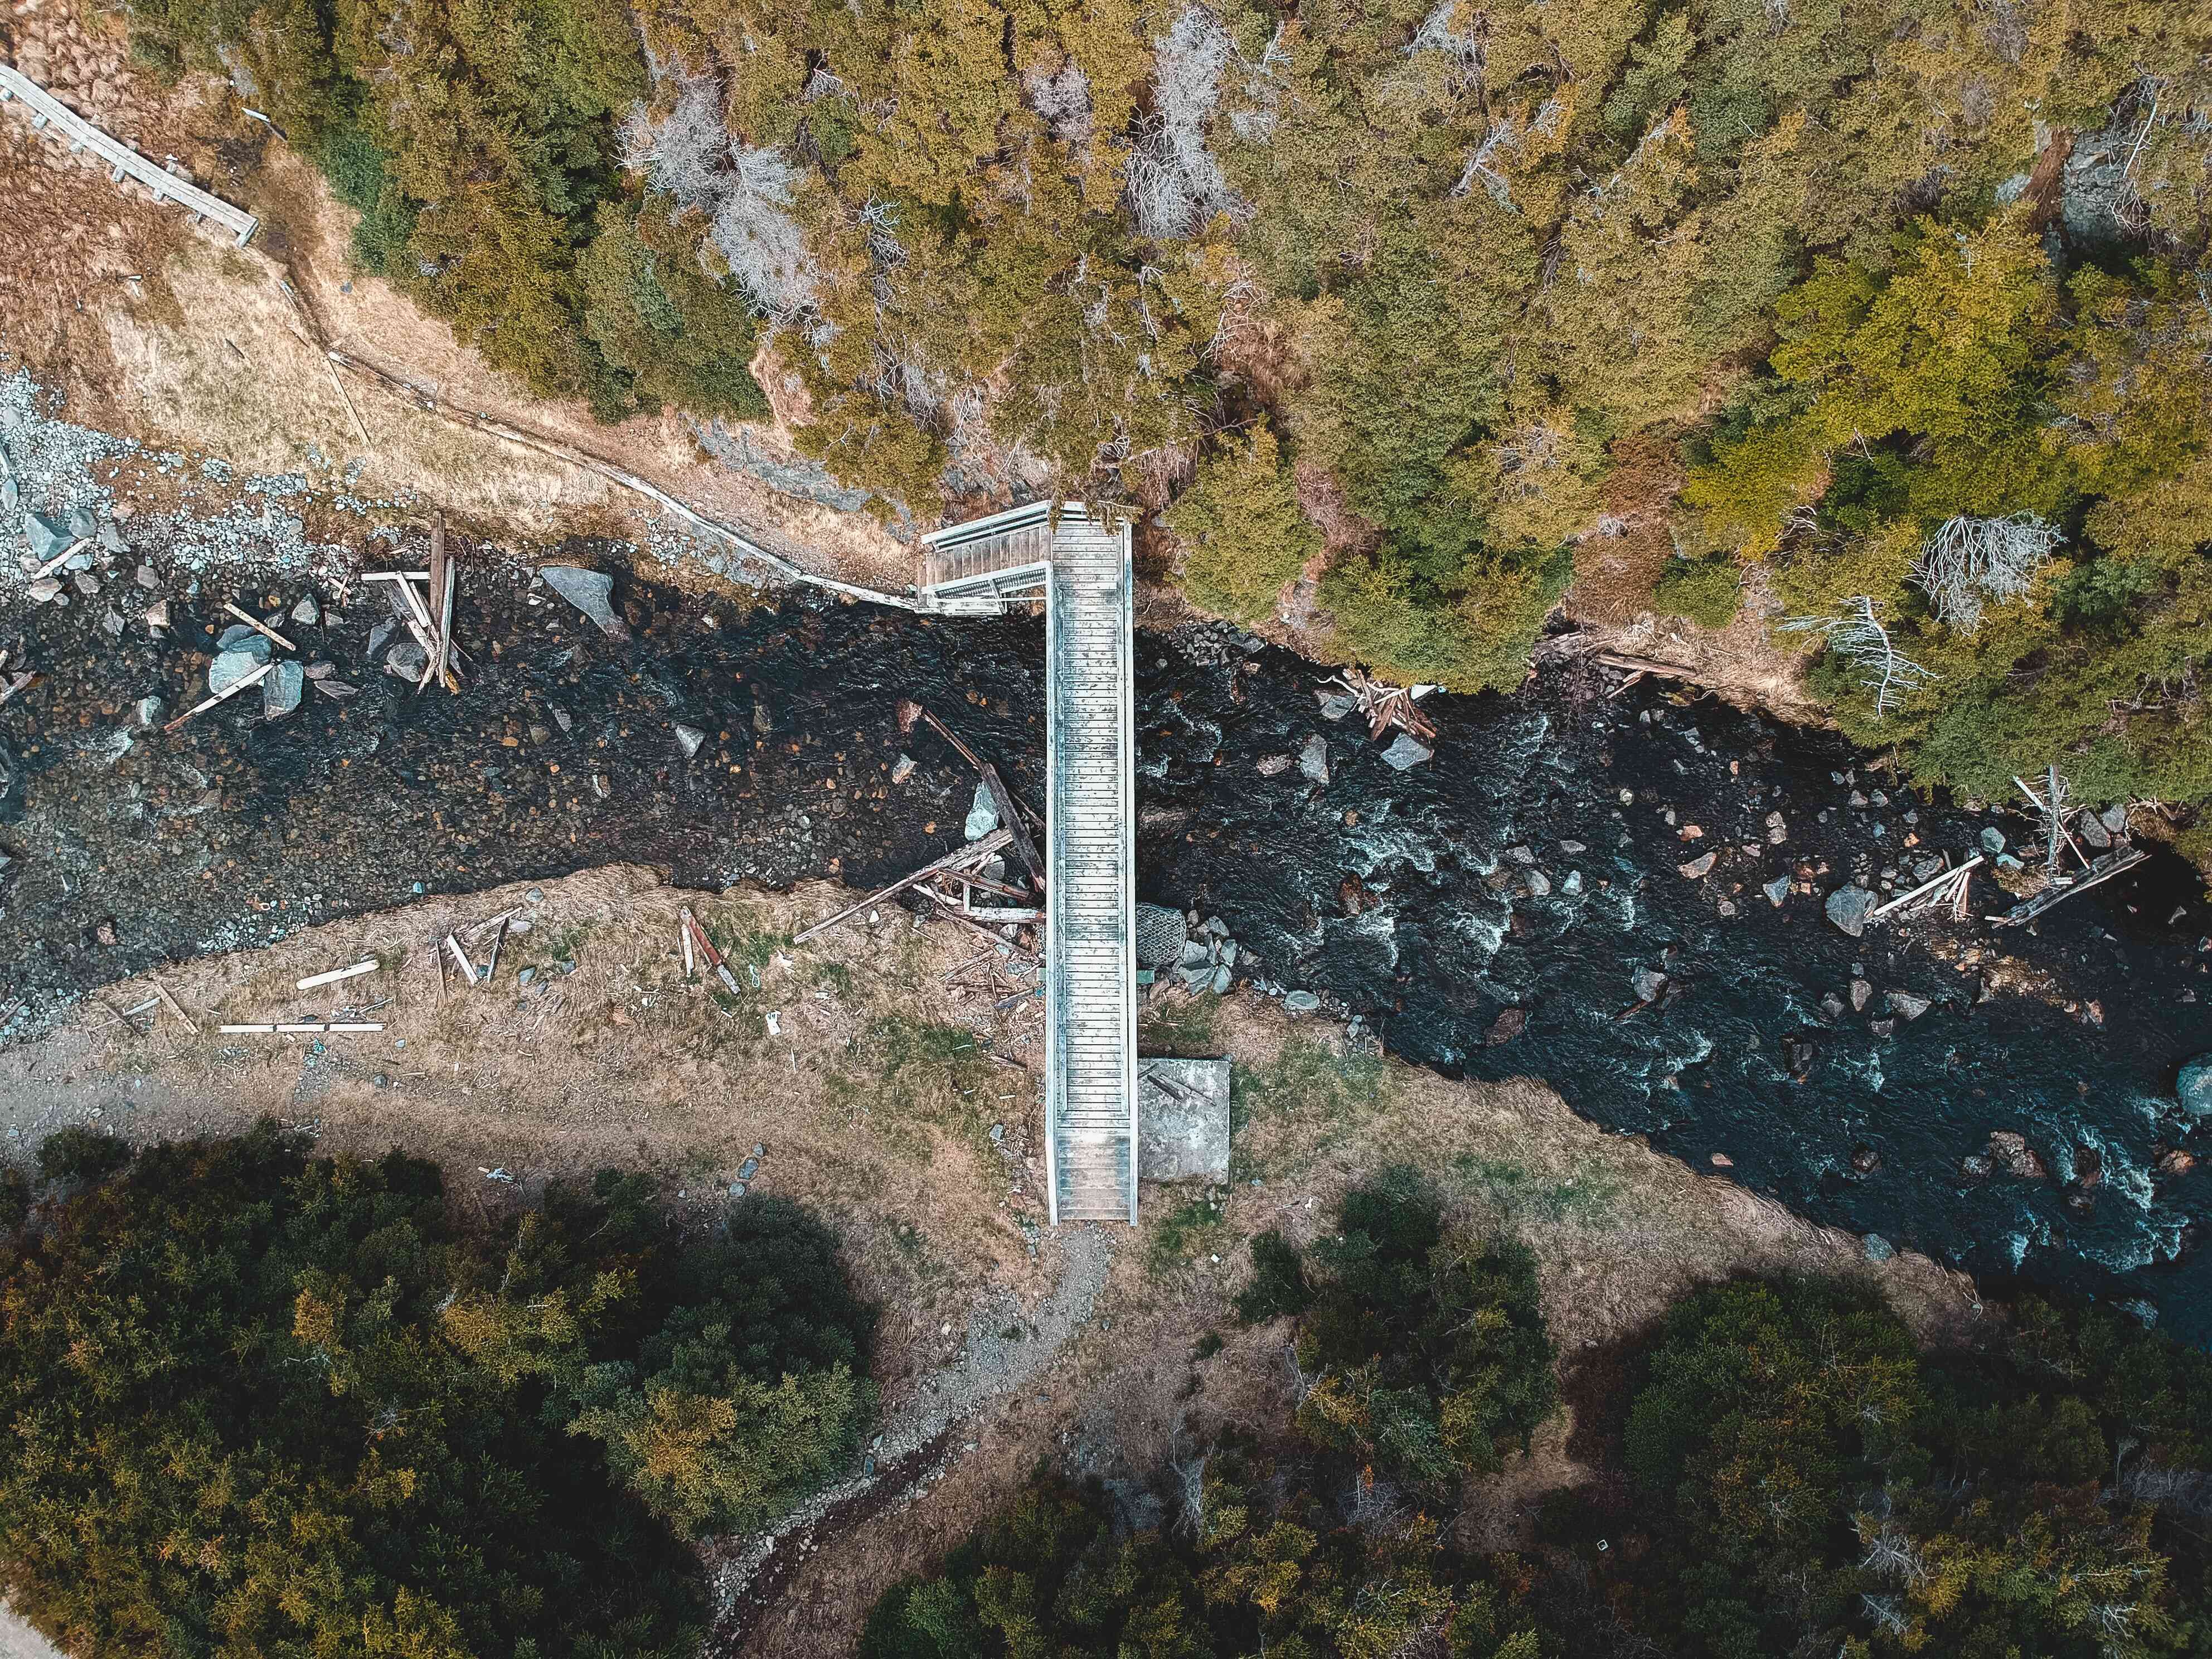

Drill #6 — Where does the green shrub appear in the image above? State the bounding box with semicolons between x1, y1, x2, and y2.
1286;1170;1556;1479
0;1124;874;1655
1233;1229;1312;1322
0;1165;27;1231
1651;555;1742;627
1163;423;1321;626
34;1126;129;1185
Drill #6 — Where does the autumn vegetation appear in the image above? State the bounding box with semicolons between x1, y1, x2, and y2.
119;0;2211;819
863;1176;2212;1659
0;1124;874;1658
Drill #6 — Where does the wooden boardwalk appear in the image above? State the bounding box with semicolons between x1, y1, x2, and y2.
0;65;259;246
918;504;1136;1224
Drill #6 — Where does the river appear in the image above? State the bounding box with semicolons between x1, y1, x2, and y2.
2;527;2208;1340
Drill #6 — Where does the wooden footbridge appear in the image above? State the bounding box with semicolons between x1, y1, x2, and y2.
919;505;1136;1225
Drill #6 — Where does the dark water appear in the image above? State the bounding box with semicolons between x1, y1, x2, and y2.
1138;630;2212;1342
3;560;2208;1337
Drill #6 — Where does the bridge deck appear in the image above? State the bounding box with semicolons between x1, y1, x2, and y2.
918;504;1135;1225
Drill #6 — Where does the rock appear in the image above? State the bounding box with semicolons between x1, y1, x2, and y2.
2101;804;2128;835
291;594;320;627
1762;874;1791;906
94;916;119;947
1560;839;1586;854
1339;876;1369;915
1283;989;1321;1012
1679;851;1718;879
1526;869;1552;897
539;566;630;638
964;780;999;840
2077;813;2111;850
1868;1018;1895;1037
1960;1152;1994;1181
217;624;274;660
1205;916;1230;937
263;505;305;541
1710;1152;1734;1168
98;520;129;555
673;723;706;759
65;551;95;573
131;695;164;729
1632;966;1667;1002
891;753;916;784
367;618;397;660
2179;1054;2212;1117
1862;1233;1895;1263
100;607;124;637
385;639;429;681
1317;693;1355;722
1298;735;1329;784
1486;1007;1527;1044
1255;753;1292;776
208;648;269;696
1825;884;1878;936
1988;1130;2048;1180
1820;993;1846;1020
1886;989;1931;1021
1505;845;1536;865
1380;733;1433;770
1980;827;2007;856
1181;940;1211;968
25;578;62;604
1210;964;1231;993
143;600;169;629
2156;1148;2196;1177
1851;1143;1881;1173
261;661;304;719
135;564;159;589
23;511;72;559
1850;978;1872;1011
306;660;336;680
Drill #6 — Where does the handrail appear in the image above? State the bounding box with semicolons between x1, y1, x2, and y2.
0;65;259;246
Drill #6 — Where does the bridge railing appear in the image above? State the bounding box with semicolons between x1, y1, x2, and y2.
0;65;259;246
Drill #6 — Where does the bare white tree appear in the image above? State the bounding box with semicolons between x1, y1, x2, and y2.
619;79;822;317
620;78;733;207
1910;511;2062;633
1405;0;1483;88
1023;60;1094;146
1783;596;1936;720
1127;5;1245;239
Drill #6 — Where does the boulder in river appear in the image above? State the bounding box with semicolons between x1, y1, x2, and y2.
2179;1054;2212;1117
262;661;304;719
1825;883;1877;936
1380;734;1433;770
1863;1233;1895;1262
1486;1007;1526;1044
23;511;71;559
1631;966;1667;1002
964;780;999;840
208;648;269;697
1988;1130;2048;1180
1762;874;1791;906
674;724;706;759
1886;989;1931;1021
539;566;630;639
1284;989;1321;1012
1679;851;1718;879
1298;735;1329;784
